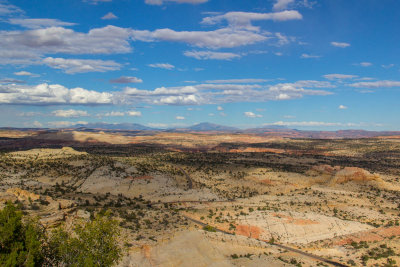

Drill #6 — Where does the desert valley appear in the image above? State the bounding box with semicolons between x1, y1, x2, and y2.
1;125;399;266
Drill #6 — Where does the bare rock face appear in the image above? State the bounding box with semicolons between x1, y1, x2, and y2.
6;188;41;201
331;167;381;184
309;165;383;186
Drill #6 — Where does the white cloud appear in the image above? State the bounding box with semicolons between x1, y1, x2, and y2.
0;78;25;84
0;83;113;104
283;115;295;119
147;122;168;128
131;27;268;49
43;57;121;74
330;41;350;48
52;109;89;117
205;78;268;83
195;83;262;90
32;121;43;127
301;53;320;59
382;64;395;69
14;71;36;76
8;18;76;29
85;0;113;4
355;62;373;67
244;111;262;118
109;76;143;83
184;50;241;60
268;121;359;127
0;3;23;15
147;123;167;128
323;74;358;80
155;95;201;105
148;63;175;70
101;12;118;20
104;111;125;117
338;105;347;110
349;80;400;88
273;0;295;11
201;11;302;30
145;0;208;5
0;25;133;65
175;116;185;120
18;112;42;117
217;106;223;111
126;110;142;117
102;110;141;117
120;80;332;106
124;86;197;96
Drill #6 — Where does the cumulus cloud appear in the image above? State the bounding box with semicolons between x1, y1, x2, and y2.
124;86;197;96
102;110;141;117
101;12;118;20
349;80;400;88
175;116;185;120
120;80;332;106
273;0;295;11
0;78;25;84
0;25;133;65
43;57;121;74
195;83;262;90
205;79;268;83
155;95;201;105
8;18;76;29
131;27;268;49
323;74;358;80
201;11;302;30
338;105;347;110
148;63;175;70
0;83;113;104
71;78;335;106
330;41;350;48
184;50;241;60
244;111;262;118
52;109;89;117
109;76;143;83
145;0;208;5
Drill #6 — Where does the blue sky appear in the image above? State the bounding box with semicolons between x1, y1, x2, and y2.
0;0;400;130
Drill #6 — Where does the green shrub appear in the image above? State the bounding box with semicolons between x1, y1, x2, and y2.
0;202;45;267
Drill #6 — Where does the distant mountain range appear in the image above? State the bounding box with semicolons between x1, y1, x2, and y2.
171;122;239;132
2;122;400;139
75;122;155;131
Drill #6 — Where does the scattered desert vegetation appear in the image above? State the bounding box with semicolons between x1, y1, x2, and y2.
0;130;400;266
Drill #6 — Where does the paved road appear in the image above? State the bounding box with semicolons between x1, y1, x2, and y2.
183;215;348;267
